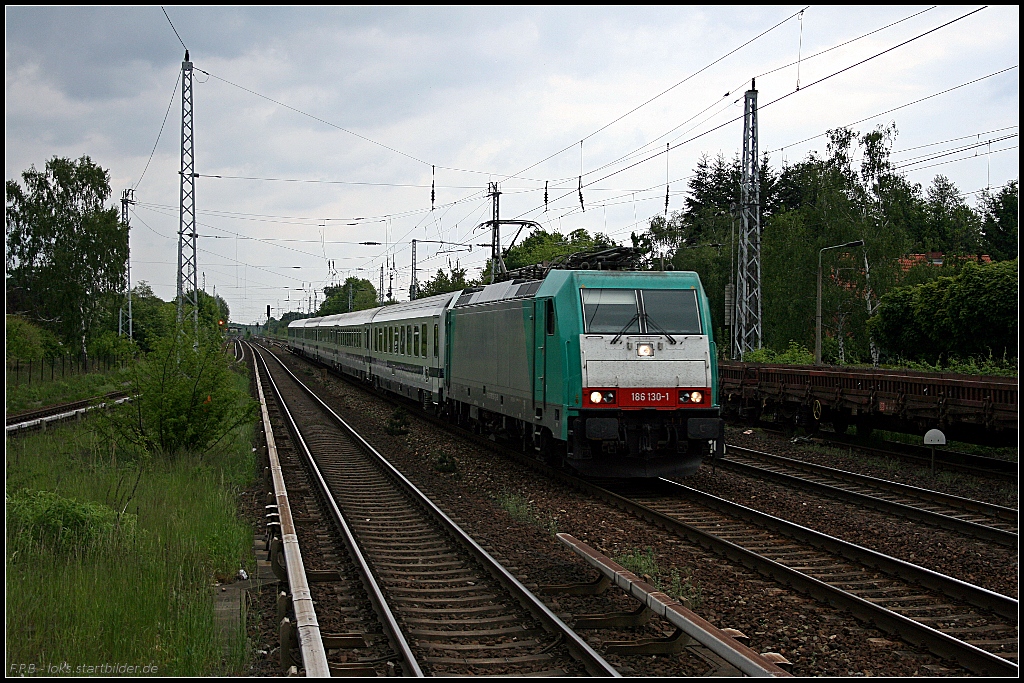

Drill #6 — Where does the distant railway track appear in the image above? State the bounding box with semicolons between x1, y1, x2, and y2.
5;391;128;427
815;430;1017;481
249;341;619;677
5;392;131;435
711;445;1018;546
276;340;1018;676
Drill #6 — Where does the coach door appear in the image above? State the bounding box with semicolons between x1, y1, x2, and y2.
532;298;549;413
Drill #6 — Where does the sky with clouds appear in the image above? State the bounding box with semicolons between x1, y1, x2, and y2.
5;5;1018;323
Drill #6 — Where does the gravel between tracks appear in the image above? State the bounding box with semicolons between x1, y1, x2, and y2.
272;350;966;677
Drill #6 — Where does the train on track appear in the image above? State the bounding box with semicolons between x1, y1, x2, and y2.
719;361;1018;447
286;269;724;478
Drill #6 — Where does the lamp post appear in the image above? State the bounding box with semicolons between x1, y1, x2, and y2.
816;240;864;365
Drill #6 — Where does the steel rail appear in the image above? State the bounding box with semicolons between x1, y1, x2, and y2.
810;430;1017;480
6;396;132;435
713;446;1017;546
250;344;423;677
251;345;330;677
275;342;1018;676
256;342;621;678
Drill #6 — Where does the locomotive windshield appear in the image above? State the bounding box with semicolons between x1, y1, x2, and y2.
582;289;640;334
581;288;701;335
640;289;701;334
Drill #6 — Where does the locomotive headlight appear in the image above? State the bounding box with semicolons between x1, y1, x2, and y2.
637;343;654;357
590;391;604;404
690;391;703;403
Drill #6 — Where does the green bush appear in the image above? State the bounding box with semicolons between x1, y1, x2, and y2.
105;327;256;455
5;314;65;360
742;340;815;365
7;489;133;549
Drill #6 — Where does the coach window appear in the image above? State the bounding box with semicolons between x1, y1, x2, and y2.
400;326;405;355
414;325;420;357
421;324;428;357
433;323;439;357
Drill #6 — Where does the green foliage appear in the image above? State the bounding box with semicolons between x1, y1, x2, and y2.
419;265;473;297
499;227;615;272
385;407;410;436
6;489;132;550
432;451;460;474
979;180;1018;261
742;340;814;365
496;491;536;524
5;314;64;360
6;156;127;358
107;327;257;455
667;568;703;609
870;259;1018;363
613;547;659;577
6;418;255;674
265;310;306;338
317;277;378;315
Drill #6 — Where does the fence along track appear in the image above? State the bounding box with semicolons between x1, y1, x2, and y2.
253;342;620;677
714;445;1018;545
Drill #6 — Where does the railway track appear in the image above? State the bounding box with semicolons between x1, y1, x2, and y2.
708;445;1018;546
817;430;1018;481
270;341;1019;676
249;342;619;677
591;480;1018;677
5;391;128;426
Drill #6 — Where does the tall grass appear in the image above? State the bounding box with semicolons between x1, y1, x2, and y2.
6;385;255;675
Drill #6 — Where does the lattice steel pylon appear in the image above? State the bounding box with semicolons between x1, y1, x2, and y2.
119;189;135;340
176;49;199;341
733;79;762;358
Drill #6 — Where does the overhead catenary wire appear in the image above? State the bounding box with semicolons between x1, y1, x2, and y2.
134;70;181;192
511;5;992;222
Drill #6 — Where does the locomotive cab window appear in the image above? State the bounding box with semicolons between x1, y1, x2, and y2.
546;299;555;335
640;289;701;334
581;289;639;334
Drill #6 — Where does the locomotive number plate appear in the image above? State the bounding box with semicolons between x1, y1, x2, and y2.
621;390;674;407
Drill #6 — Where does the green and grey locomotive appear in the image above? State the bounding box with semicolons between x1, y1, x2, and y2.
287;269;723;478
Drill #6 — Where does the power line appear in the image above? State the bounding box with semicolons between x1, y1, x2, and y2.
134;70;181;191
196;67;434;167
197;173;485;190
512;5;992;221
890;126;1018;155
161;6;187;51
891;133;1017;168
894;144;1017;172
498;6;809;184
769;64;1017;154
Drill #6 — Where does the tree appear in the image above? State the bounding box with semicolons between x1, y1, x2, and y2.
923;176;982;255
979;180;1018;261
501;227;615;273
6;156;126;360
419;265;472;297
316;277;378;315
